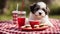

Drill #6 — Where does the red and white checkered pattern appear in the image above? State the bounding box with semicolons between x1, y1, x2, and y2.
0;19;60;34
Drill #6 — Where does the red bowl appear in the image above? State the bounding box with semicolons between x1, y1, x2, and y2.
29;20;40;28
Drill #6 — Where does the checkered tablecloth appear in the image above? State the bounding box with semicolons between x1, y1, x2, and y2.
0;19;60;34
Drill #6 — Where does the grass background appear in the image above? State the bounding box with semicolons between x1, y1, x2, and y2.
0;0;60;21
0;15;60;21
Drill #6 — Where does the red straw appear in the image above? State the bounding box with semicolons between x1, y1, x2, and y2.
21;0;25;11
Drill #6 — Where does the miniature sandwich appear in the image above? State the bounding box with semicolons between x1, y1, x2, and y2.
39;24;44;27
34;25;39;28
21;25;32;29
21;26;26;28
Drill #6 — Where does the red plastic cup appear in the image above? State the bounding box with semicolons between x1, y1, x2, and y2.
29;20;40;28
18;17;25;29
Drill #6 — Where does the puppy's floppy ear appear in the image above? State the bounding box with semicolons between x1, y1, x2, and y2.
29;3;36;14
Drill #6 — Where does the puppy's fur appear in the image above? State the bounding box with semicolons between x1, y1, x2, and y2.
25;2;54;27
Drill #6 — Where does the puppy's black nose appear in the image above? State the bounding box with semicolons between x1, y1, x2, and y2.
39;12;41;15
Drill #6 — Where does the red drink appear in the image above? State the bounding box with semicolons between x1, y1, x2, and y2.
18;17;25;29
29;20;40;28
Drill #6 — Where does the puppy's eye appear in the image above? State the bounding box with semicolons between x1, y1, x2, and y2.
42;8;48;15
34;8;40;11
36;8;40;10
37;8;40;10
42;8;45;11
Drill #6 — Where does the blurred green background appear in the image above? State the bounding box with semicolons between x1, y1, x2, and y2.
0;0;60;20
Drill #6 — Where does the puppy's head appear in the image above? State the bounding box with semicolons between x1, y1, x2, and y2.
30;2;50;18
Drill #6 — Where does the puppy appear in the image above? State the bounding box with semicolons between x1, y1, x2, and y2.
25;2;54;27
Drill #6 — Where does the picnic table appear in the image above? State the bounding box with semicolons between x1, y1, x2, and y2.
0;19;60;34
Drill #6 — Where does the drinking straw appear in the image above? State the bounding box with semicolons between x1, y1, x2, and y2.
21;0;25;11
16;3;19;11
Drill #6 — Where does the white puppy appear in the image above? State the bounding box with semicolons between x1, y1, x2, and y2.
25;2;54;27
